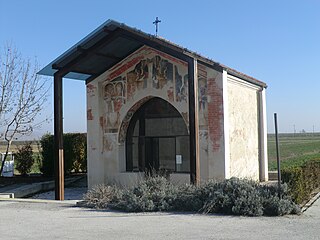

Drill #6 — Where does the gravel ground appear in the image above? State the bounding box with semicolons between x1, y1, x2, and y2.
30;176;87;200
31;187;87;200
0;196;319;240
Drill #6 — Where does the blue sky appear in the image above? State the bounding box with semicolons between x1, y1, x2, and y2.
1;0;319;137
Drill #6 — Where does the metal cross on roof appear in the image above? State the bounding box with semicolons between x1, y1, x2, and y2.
153;17;161;36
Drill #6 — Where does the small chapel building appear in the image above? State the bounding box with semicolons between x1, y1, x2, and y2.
40;20;268;189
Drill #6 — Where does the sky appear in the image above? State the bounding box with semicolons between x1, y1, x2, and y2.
1;0;320;138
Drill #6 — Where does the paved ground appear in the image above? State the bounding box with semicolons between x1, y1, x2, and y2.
30;177;88;200
0;196;319;240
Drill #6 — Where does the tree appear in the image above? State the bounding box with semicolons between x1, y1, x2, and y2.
0;44;49;175
15;142;34;176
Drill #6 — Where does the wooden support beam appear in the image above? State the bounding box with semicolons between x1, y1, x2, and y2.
54;72;64;200
188;58;200;185
94;52;122;61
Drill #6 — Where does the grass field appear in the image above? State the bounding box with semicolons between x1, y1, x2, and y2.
268;133;320;170
0;141;40;153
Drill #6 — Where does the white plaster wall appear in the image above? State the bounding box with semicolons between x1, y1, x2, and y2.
112;172;144;187
170;173;190;185
227;75;260;180
259;89;268;181
87;81;105;189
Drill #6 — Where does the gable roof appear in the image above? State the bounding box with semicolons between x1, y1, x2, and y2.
38;19;266;87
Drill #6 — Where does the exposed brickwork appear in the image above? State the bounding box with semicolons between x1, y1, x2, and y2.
207;77;223;152
107;55;145;81
87;109;93;120
99;116;106;130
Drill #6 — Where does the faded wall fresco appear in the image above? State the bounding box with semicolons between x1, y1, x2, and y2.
99;46;189;151
197;63;222;180
198;64;209;130
103;77;126;133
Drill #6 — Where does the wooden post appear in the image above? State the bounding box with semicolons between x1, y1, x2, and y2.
54;72;64;200
188;58;200;185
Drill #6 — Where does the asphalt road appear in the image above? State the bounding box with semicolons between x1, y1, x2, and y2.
0;197;319;240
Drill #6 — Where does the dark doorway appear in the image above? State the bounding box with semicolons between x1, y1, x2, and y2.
126;97;190;173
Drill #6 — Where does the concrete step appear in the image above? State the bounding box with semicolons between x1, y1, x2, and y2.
268;171;278;181
0;193;14;198
0;176;85;198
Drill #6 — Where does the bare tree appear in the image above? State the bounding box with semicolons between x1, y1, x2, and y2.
0;44;49;175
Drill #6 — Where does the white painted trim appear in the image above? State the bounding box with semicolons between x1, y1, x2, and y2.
193;58;201;184
227;74;262;91
259;88;269;181
223;70;230;179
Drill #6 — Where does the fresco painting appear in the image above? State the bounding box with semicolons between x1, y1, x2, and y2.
198;64;209;129
152;56;173;89
103;77;126;133
127;59;149;100
175;66;188;102
101;46;189;143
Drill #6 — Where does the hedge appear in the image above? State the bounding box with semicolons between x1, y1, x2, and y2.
281;159;320;204
40;133;87;176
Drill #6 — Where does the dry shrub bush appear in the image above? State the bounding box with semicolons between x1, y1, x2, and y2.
81;177;300;216
114;175;178;212
82;184;121;209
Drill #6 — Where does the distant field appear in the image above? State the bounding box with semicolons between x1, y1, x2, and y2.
0;141;40;153
2;136;320;173
268;133;320;170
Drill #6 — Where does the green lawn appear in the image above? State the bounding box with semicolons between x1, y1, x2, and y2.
268;133;320;170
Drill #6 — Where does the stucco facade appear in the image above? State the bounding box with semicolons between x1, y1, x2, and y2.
87;45;268;188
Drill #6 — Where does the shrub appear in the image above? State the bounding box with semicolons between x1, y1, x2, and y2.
263;197;300;216
281;167;305;204
281;159;320;204
15;142;34;176
40;133;87;176
82;184;121;209
173;184;202;212
113;175;178;212
82;177;300;216
200;178;264;216
64;133;87;173
40;134;54;176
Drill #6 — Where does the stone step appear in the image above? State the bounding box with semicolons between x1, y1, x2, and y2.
0;193;14;198
268;171;278;181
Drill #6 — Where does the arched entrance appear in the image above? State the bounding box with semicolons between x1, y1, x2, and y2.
126;97;190;173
